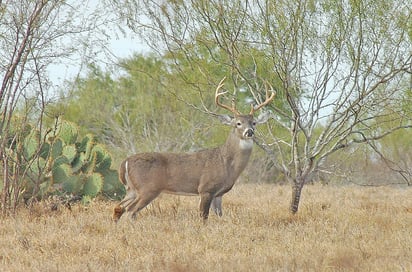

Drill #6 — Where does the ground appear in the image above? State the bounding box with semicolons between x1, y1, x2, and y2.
1;184;411;271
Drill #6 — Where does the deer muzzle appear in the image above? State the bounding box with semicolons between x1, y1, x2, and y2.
243;128;255;138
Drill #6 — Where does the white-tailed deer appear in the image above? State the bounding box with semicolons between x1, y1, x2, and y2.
113;77;275;222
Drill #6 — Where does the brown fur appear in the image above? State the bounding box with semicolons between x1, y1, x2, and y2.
112;205;124;222
112;113;271;222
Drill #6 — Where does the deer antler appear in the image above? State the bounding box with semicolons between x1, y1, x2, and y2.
249;82;276;115
215;77;240;115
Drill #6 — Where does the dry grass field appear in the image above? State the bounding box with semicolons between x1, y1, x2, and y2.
1;183;411;272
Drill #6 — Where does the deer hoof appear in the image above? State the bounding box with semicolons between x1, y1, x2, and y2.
112;205;124;222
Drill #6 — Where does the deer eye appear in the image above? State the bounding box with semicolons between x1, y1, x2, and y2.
236;122;242;127
252;121;256;126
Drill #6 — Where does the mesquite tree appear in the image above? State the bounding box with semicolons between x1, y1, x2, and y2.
110;0;412;213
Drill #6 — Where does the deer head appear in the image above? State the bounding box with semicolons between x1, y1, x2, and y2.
214;76;275;139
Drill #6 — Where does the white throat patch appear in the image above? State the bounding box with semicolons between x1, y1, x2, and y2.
239;139;253;150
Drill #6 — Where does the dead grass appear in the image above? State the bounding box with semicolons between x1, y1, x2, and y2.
1;184;411;271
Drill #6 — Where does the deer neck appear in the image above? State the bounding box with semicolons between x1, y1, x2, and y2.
221;129;253;173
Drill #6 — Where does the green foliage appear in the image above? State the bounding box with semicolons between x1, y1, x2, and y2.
62;145;77;164
83;173;104;197
23;129;40;160
52;163;72;184
53;53;224;160
50;138;63;161
92;145;112;172
101;169;124;197
6;118;123;202
57;120;79;145
39;142;50;159
61;175;82;194
46;122;121;199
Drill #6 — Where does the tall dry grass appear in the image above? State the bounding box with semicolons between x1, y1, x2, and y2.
1;184;411;272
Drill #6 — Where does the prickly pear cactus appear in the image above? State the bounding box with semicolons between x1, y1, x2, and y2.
61;175;82;194
101;169;125;198
62;145;77;164
50;137;63;161
91;144;112;172
56;120;79;145
23;129;40;160
83;173;104;197
48;132;118;199
18;118;123;202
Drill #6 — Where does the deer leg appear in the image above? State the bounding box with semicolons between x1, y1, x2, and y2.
120;190;138;207
127;192;160;220
112;190;137;222
211;196;223;217
124;196;141;213
199;193;213;221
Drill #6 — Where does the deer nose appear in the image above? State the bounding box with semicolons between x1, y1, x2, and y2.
244;128;254;138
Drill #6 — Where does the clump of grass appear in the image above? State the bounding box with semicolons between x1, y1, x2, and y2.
0;184;411;271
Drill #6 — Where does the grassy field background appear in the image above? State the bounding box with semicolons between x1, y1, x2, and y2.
1;183;411;271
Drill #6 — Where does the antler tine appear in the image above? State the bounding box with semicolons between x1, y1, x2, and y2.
215;76;240;115
249;82;276;115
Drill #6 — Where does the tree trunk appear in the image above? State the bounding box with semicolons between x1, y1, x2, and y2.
1;155;10;216
290;182;304;214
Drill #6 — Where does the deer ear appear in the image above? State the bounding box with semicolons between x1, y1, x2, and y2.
255;111;272;124
217;114;233;125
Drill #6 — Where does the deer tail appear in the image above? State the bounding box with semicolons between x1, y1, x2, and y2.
118;159;129;186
